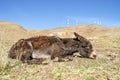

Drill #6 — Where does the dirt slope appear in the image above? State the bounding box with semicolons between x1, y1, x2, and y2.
0;21;27;41
0;21;120;41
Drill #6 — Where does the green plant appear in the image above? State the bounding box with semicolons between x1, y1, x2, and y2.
86;76;94;80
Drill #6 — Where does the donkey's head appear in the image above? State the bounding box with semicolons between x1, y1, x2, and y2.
74;32;96;59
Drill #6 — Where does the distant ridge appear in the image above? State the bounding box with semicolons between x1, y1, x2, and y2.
0;21;120;41
0;21;26;31
0;21;27;41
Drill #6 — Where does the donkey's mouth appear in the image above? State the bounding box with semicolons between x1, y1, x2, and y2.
89;51;97;59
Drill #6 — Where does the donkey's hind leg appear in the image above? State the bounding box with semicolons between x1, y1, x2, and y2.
26;58;49;65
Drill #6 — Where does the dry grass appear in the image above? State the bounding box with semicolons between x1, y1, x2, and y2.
0;22;120;80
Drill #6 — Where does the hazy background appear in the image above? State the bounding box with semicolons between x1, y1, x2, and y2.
0;0;120;29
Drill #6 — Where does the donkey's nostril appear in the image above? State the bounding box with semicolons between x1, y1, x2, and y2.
93;55;97;59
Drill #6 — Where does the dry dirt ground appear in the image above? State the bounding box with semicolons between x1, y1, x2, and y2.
0;22;120;80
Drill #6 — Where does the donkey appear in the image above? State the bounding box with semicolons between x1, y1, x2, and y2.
8;35;78;64
8;32;96;64
62;32;96;59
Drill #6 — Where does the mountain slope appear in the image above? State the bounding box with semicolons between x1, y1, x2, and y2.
0;21;27;41
0;21;120;41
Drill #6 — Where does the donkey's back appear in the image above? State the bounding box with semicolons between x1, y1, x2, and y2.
8;35;76;64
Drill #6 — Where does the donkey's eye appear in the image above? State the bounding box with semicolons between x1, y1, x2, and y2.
81;45;90;49
81;46;86;48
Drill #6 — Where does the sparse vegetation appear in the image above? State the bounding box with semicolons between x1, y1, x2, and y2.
0;22;120;80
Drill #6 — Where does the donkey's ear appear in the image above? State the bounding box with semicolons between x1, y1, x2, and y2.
74;32;80;38
74;32;87;42
74;32;83;40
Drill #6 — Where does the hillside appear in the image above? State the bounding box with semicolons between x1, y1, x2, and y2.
0;21;27;41
0;21;120;80
0;21;120;40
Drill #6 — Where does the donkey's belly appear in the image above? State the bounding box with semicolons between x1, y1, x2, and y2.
32;50;51;59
